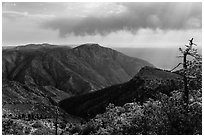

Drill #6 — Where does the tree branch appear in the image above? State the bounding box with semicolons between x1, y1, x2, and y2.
170;63;183;72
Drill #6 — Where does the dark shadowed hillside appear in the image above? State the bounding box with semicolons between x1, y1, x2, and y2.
59;66;183;118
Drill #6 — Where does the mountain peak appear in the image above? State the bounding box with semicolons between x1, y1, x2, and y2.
74;43;103;49
80;43;101;47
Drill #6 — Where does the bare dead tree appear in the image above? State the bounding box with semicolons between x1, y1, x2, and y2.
171;38;199;108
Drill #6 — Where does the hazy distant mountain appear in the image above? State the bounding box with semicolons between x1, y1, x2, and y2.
59;66;183;118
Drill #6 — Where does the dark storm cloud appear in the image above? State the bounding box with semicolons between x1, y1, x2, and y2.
42;2;202;37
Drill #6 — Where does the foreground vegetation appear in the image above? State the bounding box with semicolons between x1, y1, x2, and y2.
79;90;201;135
3;87;202;135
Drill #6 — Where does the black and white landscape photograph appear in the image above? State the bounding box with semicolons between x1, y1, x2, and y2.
2;2;202;135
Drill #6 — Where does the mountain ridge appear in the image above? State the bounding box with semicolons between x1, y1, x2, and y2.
59;66;183;118
3;43;153;95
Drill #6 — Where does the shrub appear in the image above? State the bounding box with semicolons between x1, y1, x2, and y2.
81;89;202;135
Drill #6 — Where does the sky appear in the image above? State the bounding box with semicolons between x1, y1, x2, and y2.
2;2;202;48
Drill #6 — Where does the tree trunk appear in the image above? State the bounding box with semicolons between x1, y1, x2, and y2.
183;53;188;107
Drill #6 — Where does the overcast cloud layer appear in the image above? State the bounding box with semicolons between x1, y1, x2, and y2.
2;2;202;47
41;3;202;37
